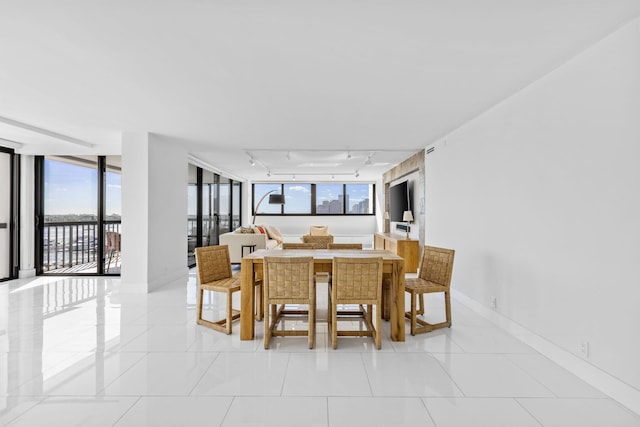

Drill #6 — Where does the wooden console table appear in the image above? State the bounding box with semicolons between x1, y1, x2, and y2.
373;232;419;273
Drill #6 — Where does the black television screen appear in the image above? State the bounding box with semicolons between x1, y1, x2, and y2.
389;180;410;222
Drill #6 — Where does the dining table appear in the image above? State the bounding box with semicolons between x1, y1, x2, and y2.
240;248;406;341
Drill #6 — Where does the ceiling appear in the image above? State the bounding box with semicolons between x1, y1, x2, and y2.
1;1;639;181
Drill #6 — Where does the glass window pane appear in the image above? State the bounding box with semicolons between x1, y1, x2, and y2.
316;183;344;214
44;156;98;220
284;183;311;214
254;183;282;215
43;156;98;273
104;156;122;274
346;184;373;214
187;164;198;266
232;181;241;229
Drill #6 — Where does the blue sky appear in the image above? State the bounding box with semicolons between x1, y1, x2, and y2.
44;159;121;216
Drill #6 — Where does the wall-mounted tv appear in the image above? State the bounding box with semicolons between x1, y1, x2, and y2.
389;180;411;222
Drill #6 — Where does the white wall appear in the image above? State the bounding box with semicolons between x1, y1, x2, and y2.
425;16;640;393
18;155;35;277
122;133;188;292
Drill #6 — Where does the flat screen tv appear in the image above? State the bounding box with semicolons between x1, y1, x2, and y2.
389;180;411;222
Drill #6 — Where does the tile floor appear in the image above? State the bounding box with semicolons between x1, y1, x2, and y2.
1;271;639;427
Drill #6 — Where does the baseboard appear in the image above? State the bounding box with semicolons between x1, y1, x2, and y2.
452;289;640;416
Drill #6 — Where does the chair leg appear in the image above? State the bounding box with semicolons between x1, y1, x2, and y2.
264;302;271;349
330;292;338;350
225;291;233;334
411;291;417;336
418;294;425;315
445;291;452;327
254;284;263;321
196;287;204;323
374;301;382;349
309;299;316;349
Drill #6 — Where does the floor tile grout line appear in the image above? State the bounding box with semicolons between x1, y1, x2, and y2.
513;397;546;427
109;395;142;427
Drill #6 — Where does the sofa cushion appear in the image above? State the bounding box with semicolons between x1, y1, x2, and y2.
310;225;329;236
265;225;284;244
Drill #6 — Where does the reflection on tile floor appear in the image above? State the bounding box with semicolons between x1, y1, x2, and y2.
1;272;639;426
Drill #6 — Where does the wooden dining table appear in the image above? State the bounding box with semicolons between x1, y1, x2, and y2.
240;248;406;341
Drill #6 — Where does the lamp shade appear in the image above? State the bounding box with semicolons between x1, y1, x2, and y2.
402;210;414;222
268;194;285;204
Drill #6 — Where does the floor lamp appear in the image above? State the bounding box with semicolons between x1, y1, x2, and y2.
252;190;285;225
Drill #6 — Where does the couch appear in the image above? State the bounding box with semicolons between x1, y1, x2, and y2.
219;225;283;263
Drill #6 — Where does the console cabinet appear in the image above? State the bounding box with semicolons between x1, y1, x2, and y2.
374;232;419;273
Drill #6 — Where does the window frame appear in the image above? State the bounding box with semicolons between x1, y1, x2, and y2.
252;182;376;217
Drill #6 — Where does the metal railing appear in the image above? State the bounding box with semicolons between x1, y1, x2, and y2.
43;221;121;272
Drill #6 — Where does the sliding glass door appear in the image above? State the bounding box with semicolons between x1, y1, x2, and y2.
0;148;17;281
35;155;121;275
187;164;241;267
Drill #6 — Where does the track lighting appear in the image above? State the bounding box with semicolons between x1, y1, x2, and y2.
249;158;256;166
355;170;359;178
267;170;271;177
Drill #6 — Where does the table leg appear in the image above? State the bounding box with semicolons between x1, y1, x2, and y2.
240;258;255;340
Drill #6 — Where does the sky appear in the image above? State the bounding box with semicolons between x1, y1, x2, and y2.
44;159;121;216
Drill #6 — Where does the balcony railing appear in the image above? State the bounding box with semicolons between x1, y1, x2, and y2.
43;221;121;273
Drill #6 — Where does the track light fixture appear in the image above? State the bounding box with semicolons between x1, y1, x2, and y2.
249;158;256;166
355;170;360;178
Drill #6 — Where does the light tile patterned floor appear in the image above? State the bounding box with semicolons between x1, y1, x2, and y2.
1;271;639;426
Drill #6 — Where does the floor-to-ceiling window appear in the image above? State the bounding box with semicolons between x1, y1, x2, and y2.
0;147;18;281
35;155;121;275
187;164;241;267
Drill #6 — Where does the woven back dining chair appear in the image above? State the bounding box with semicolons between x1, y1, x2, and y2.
404;246;455;335
328;257;383;349
302;235;334;249
195;245;262;334
263;256;316;349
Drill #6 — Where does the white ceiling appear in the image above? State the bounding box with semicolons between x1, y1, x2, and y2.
1;0;639;181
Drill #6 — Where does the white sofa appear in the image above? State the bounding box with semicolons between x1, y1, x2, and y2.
219;229;281;263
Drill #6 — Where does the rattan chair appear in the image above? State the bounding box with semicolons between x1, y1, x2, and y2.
302;234;334;249
327;243;362;250
263;256;316;349
282;242;316;249
105;231;121;273
195;245;261;334
328;257;383;349
404;246;455;335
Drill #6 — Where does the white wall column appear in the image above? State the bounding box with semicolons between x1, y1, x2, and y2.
18;155;35;278
121;132;188;293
